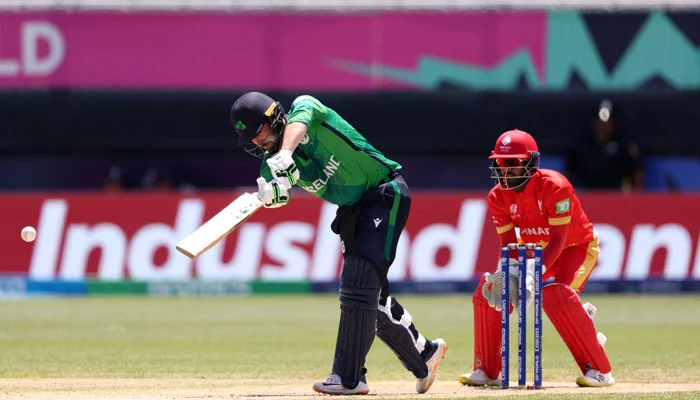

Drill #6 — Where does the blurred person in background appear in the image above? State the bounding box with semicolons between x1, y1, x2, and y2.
102;165;124;192
230;92;447;396
566;100;644;192
140;167;175;191
460;129;615;388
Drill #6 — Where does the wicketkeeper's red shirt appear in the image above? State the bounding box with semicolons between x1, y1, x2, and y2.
487;169;595;249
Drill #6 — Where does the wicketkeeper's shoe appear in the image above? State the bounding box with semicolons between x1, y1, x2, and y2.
416;338;448;394
459;369;501;387
576;369;615;387
312;373;370;395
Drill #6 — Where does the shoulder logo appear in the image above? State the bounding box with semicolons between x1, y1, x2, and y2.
555;198;571;214
300;134;310;145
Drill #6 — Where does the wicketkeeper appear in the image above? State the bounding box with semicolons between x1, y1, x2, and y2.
459;129;615;388
230;92;447;395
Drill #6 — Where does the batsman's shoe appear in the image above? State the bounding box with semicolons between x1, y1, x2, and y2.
459;369;501;387
312;374;370;395
416;338;448;394
576;370;616;387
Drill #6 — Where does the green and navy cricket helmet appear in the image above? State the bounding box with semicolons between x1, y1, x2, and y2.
230;92;286;146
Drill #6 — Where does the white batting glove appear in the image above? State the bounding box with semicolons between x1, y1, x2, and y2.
256;177;290;208
266;150;299;189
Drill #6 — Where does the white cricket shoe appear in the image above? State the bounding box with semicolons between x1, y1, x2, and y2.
459;369;501;387
576;369;615;387
312;373;370;395
416;338;448;393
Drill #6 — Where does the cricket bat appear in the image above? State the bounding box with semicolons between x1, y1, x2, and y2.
176;192;263;259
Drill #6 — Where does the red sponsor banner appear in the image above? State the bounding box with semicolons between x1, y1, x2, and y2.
1;192;699;281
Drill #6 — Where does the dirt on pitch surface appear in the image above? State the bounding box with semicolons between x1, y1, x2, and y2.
2;379;700;400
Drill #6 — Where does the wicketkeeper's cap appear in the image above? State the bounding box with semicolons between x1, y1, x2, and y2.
230;92;278;146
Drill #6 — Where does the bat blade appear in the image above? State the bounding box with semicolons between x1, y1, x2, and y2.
176;192;263;259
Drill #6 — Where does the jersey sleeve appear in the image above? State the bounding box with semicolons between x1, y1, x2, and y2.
487;191;514;234
544;182;574;226
287;95;328;127
260;162;274;182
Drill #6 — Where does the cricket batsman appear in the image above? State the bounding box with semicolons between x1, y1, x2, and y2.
459;129;615;388
230;92;447;395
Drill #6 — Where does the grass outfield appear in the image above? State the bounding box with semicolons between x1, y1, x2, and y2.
1;294;699;399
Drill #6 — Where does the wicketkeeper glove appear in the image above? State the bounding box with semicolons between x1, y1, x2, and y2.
256;177;290;208
482;258;538;311
266;150;299;189
510;258;537;311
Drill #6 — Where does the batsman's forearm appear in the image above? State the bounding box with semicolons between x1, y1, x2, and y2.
281;122;308;152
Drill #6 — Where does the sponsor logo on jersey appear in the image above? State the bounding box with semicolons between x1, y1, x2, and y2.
520;227;551;235
556;198;571;214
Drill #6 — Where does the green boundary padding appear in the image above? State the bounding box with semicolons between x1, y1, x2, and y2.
251;281;311;295
87;280;148;295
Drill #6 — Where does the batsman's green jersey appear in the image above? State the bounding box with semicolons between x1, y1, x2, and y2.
260;95;401;207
